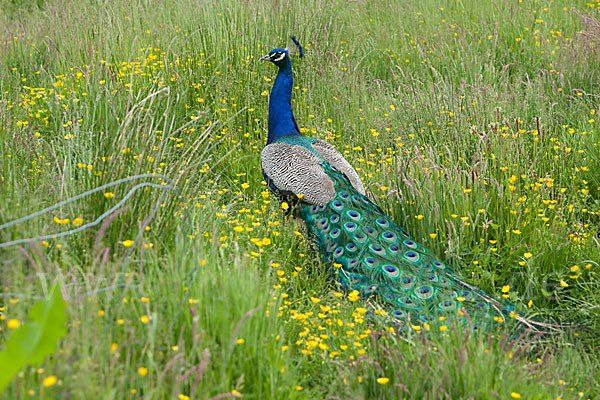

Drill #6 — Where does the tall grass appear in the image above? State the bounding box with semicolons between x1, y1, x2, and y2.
1;0;599;398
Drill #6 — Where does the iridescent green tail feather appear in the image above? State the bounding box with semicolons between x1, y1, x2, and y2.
299;162;517;332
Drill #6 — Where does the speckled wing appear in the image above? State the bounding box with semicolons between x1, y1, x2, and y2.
261;142;336;206
311;139;366;195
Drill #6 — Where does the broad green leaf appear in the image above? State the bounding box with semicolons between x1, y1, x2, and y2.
0;285;67;392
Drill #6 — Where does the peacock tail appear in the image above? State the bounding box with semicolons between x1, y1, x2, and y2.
297;156;514;332
259;38;544;335
266;134;517;333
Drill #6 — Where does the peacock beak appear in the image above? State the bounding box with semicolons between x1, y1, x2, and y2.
259;55;270;61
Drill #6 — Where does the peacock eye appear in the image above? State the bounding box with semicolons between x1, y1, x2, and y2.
272;52;286;62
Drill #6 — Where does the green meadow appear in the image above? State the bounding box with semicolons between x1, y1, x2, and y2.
1;0;599;398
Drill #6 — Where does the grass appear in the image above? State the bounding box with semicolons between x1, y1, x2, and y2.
0;0;599;398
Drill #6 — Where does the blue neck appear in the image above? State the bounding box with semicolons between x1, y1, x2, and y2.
267;62;300;144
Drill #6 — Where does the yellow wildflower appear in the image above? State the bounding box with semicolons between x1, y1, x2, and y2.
72;217;83;226
53;217;70;225
42;376;57;387
7;319;20;329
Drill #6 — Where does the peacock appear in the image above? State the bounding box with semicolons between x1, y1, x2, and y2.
259;37;544;334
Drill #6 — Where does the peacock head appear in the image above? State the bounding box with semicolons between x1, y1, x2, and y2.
260;36;303;68
259;48;291;68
